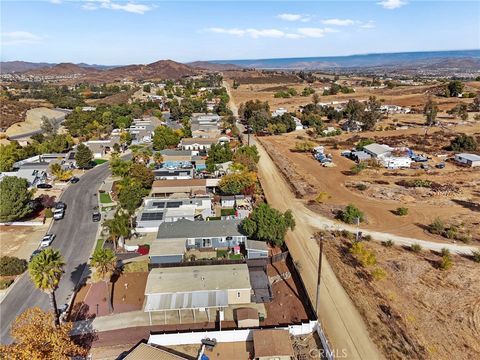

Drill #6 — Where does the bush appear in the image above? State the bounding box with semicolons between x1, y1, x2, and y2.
472;250;480;263
349;241;377;267
411;244;422;253
363;234;372;241
371;267;387;281
356;183;367;191
395;207;409;216
382;240;394;247
341;229;355;240
315;192;331;203
294;141;315;152
440;248;450;257
350;162;367;175
428;217;445;235
0;279;14;290
336;204;364;224
44;208;53;218
0;256;28;276
438;255;453;271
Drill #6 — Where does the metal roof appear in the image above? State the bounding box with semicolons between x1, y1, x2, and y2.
145;264;251;294
145;290;228;312
456;153;480;161
246;240;269;252
156;219;244;239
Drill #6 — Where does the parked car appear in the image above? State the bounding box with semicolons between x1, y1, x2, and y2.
30;249;42;261
55;202;66;210
70;177;80;183
40;234;56;248
435;162;446;169
92;211;101;222
53;208;65;220
37;183;53;189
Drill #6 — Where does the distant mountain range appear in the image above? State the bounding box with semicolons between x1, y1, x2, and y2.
209;49;480;70
1;50;479;80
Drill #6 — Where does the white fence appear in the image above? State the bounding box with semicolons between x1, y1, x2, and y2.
0;221;44;226
148;321;318;346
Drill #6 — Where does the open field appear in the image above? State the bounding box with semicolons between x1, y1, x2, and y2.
5;107;65;137
225;78;478;112
323;234;480;360
259;129;480;244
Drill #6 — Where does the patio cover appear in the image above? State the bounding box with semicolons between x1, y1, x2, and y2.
145;290;228;312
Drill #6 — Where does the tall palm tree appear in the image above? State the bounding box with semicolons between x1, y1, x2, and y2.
28;248;65;327
140;148;152;164
90;248;117;314
103;211;130;249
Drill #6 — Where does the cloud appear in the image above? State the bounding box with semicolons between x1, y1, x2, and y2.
297;27;338;38
50;0;62;4
1;31;43;45
377;0;407;9
277;13;311;22
321;18;355;26
359;21;376;29
208;27;338;39
82;0;151;14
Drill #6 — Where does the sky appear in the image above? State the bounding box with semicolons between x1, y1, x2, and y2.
1;0;479;65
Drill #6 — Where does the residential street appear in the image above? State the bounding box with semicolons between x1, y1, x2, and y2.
0;162;111;344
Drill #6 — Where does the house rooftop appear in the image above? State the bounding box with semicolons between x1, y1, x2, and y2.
156;219;244;239
246;240;269;252
124;343;187;360
253;329;294;358
145;264;251;294
363;143;392;156
160;149;193;157
181;137;217;145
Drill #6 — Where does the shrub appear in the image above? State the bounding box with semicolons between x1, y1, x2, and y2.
438;255;453;271
294;141;315;152
382;240;394;247
428;217;445;235
363;234;372;241
0;279;14;290
440;248;450;257
350;163;367;175
411;244;422;253
356;183;368;191
336;204;364;224
395;207;409;216
349;241;377;267
341;230;355;240
315;192;331;203
0;256;28;276
472;250;480;263
44;208;53;218
371;267;387;281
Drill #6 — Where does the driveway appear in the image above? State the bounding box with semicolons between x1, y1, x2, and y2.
0;162;111;344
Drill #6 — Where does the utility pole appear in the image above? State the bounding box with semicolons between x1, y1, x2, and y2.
315;234;324;315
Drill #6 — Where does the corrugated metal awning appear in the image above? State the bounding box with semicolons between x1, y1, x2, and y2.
145;290;228;312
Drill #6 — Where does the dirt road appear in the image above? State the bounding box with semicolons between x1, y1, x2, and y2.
225;80;383;359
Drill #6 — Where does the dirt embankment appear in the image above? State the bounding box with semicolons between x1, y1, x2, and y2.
258;137;316;198
324;236;480;360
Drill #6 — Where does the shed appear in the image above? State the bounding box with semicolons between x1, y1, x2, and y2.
246;240;269;259
236;307;259;328
253;329;294;360
454;153;480;167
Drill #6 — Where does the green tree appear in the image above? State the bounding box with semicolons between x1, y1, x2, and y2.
0;176;33;222
117;181;146;215
241;203;296;246
344;99;365;130
152;126;180;150
206;143;233;172
423;98;438;126
336;204;364;224
109;154;132;177
233;145;260;171
75;143;93;168
450;134;477;151
362;96;383;131
130;163;154;188
219;171;257;195
28;248;65;327
447;80;464;97
40;116;58;137
90;248;117;313
294;140;315;152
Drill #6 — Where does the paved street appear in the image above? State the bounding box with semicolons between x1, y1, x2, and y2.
0;162;111;344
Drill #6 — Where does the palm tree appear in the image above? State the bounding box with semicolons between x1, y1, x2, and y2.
28;248;65;327
103;211;130;249
90;248;117;314
140;148;152;164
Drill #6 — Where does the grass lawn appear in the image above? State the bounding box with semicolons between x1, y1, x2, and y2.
123;260;149;273
99;193;112;204
94;159;108;165
216;250;242;260
95;239;104;251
